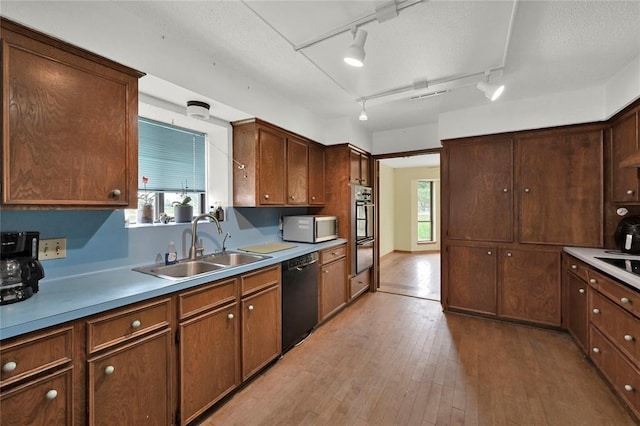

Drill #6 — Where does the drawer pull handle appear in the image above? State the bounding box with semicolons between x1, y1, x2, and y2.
621;297;630;304
131;320;142;328
579;288;585;294
264;194;270;200
592;308;600;314
487;251;492;256
227;313;234;320
589;278;596;284
248;305;254;311
507;252;512;257
105;366;115;375
2;361;17;372
46;390;58;400
571;264;577;270
627;190;635;195
624;384;634;392
592;347;600;354
624;334;634;342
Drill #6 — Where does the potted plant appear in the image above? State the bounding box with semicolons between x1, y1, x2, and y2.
173;195;193;223
137;176;155;224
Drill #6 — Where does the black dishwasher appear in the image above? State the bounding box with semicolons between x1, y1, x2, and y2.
282;252;319;353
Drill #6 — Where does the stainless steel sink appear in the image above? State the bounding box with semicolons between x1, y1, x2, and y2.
200;251;268;267
133;251;270;280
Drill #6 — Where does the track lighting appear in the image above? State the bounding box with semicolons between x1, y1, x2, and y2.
359;101;368;121
476;80;504;101
344;28;368;67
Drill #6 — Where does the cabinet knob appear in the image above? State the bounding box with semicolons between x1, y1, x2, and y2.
131;319;141;328
2;361;17;372
323;269;329;273
589;278;596;284
579;288;585;294
248;305;254;311
487;251;492;256
592;308;600;314
592;347;600;354
311;196;316;201
264;194;270;200
46;390;58;400
621;297;630;304
290;195;295;200
524;188;531;193
507;252;512;257
111;189;121;198
571;264;578;270
227;313;234;320
625;384;634;392
627;190;635;195
502;188;508;193
624;334;634;342
105;366;115;375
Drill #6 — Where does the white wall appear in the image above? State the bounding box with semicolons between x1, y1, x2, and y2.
325;118;373;152
372;123;440;155
605;56;640;118
379;163;395;258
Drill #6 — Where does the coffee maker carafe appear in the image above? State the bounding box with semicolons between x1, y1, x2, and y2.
1;232;45;305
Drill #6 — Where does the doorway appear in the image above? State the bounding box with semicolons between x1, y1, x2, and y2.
374;151;441;301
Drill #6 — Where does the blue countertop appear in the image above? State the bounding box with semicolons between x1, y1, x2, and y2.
0;239;347;340
563;246;640;292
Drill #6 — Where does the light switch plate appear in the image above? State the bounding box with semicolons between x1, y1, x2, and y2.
39;238;67;260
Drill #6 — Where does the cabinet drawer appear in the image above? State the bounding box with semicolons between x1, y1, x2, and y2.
564;254;590;282
241;265;281;296
350;269;370;299
87;298;171;354
587;268;639;316
0;326;73;387
590;291;639;365
320;245;346;265
590;326;618;384
178;278;238;320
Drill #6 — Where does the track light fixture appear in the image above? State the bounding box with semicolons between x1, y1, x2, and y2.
476;72;504;101
344;28;368;67
359;101;368;121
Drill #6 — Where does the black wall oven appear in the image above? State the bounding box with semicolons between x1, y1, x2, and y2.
352;185;374;274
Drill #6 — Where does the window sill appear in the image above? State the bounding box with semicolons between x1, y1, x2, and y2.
417;240;438;245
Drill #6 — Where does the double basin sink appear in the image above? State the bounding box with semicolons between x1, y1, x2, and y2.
133;251;270;280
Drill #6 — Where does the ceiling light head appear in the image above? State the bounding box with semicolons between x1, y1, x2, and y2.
359;101;368;121
186;100;210;120
476;81;505;101
344;28;367;67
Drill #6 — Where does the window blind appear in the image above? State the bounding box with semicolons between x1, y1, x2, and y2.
138;118;206;192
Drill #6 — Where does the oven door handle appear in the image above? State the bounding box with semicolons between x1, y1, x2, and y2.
357;238;375;245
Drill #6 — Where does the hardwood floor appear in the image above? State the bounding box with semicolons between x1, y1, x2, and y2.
379;251;441;301
200;292;635;426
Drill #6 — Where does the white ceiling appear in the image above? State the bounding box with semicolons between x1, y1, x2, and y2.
380;153;440;168
3;0;640;136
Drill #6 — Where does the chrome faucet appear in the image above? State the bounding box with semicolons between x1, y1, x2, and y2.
222;232;231;254
189;213;223;260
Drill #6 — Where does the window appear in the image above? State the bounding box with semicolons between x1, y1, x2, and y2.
417;180;434;242
126;118;207;224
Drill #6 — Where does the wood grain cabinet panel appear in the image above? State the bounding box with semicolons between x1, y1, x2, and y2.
258;127;287;205
565;271;590;353
0;18;143;208
610;107;640;202
447;245;497;315
308;143;325;205
287;136;309;205
319;253;347;322
499;249;561;326
591;291;639;365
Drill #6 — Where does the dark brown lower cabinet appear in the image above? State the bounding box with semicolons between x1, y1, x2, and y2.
447;245;497;315
565;272;590;353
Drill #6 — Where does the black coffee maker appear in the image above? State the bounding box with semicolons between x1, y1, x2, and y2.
0;232;45;305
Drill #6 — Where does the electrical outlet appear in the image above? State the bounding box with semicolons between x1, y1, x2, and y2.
39;238;67;260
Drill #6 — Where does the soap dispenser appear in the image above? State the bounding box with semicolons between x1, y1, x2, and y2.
165;241;178;265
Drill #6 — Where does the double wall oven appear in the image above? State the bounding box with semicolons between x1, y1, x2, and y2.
352;184;374;274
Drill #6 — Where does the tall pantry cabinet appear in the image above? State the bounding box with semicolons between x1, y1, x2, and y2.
442;124;604;326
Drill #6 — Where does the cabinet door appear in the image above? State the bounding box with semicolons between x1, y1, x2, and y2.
287;137;308;205
258;127;286;205
447;245;497;315
446;138;513;242
319;258;347;321
1;368;72;425
518;130;603;246
308;144;325;205
349;150;363;184
180;303;239;425
499;249;561;326
241;285;281;380
360;153;370;186
611;109;639;202
2;35;138;207
88;330;172;426
566;272;589;353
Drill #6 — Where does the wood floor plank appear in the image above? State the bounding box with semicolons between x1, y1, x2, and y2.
199;292;637;426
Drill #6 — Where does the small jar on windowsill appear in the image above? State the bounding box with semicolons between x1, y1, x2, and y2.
137;204;155;224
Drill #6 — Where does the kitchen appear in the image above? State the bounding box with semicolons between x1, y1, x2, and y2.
2;1;640;425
